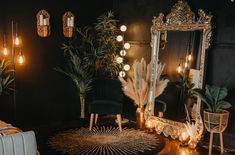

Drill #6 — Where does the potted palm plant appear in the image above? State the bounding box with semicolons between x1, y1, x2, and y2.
0;59;14;96
192;85;232;133
55;51;92;118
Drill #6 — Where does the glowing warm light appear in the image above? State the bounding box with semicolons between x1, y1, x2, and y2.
188;54;192;61
180;150;187;155
116;57;123;63
179;132;189;143
177;64;182;73
146;119;155;129
3;47;8;56
119;71;126;77
15;37;20;46
124;43;130;49
18;54;25;64
120;50;126;56
124;64;130;71
120;25;127;32
184;62;188;68
116;35;123;42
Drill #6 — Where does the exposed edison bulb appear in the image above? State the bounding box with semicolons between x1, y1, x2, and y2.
119;71;126;77
188;54;192;61
18;54;25;64
120;25;127;32
116;35;123;42
177;64;182;73
120;50;126;56
124;64;130;71
3;47;8;56
116;57;123;63
184;62;188;68
15;36;20;46
124;43;130;49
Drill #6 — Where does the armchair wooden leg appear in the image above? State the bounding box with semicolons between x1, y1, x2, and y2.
89;113;94;131
95;114;98;125
117;114;122;132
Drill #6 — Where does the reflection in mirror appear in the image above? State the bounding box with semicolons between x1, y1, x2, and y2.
156;31;202;122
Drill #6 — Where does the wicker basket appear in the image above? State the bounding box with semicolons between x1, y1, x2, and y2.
203;110;229;133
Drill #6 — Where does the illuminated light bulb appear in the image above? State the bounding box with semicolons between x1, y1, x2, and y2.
188;54;192;61
120;25;127;32
18;53;25;65
15;36;20;46
116;35;123;42
124;64;130;71
177;64;182;73
120;50;126;56
116;57;123;63
124;43;130;49
184;62;188;68
119;71;126;77
3;47;8;56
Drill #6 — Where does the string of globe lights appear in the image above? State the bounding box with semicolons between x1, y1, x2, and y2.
116;25;131;78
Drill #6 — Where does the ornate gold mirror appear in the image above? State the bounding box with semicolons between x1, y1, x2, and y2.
145;1;212;147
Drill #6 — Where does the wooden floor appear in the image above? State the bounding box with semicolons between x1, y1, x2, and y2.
21;116;220;155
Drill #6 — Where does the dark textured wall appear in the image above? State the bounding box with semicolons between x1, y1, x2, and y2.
114;0;235;148
0;0;114;125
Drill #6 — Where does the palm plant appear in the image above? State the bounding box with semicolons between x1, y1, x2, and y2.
0;59;14;96
55;51;92;118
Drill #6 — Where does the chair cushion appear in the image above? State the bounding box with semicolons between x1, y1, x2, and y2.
0;131;37;155
89;100;123;115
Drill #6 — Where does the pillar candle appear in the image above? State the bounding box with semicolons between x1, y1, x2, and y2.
67;17;70;27
70;17;74;27
39;15;44;26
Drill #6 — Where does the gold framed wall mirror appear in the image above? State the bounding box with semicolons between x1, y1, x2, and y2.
145;0;212;147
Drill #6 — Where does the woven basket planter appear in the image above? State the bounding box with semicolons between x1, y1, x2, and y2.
203;110;229;133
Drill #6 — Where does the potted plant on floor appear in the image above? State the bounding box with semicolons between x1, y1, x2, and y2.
191;85;232;133
55;52;92;119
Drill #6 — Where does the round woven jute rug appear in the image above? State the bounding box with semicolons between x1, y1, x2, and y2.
49;126;162;155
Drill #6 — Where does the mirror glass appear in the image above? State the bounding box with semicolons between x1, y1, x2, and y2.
156;30;202;122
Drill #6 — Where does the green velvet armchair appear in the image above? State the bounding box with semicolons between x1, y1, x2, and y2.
88;78;124;131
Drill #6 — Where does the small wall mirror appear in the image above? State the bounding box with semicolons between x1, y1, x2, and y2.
145;0;212;144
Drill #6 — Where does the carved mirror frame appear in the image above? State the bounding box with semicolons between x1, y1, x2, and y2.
145;1;212;142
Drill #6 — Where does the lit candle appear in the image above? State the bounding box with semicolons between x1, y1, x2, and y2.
177;64;182;73
43;18;49;26
3;47;8;56
70;17;74;27
179;131;189;143
188;54;192;61
146;120;152;128
39;15;44;26
67;17;71;27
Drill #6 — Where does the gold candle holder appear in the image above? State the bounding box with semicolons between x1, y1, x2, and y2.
63;11;75;38
36;10;51;37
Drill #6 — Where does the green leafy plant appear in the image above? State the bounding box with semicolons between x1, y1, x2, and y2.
191;85;232;113
0;59;14;96
62;11;122;79
55;50;92;118
56;12;122;118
